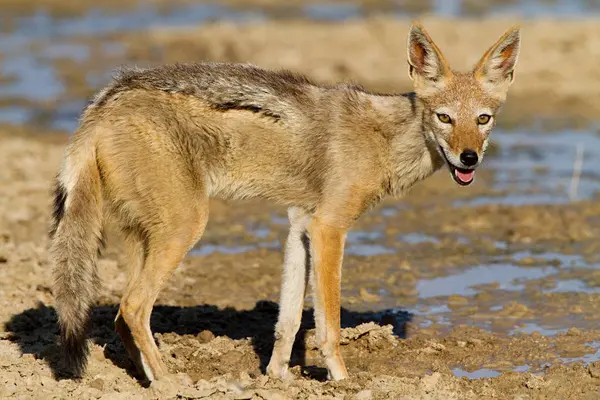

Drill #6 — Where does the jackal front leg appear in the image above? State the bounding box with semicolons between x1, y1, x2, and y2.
267;207;311;380
308;218;349;381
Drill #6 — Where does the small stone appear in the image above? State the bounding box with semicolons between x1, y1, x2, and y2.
89;378;105;391
566;327;581;336
197;330;215;343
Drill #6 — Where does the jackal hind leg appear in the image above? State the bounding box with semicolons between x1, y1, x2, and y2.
116;200;208;382
114;231;148;377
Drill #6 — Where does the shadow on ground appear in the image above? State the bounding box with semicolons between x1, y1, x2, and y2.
4;301;412;382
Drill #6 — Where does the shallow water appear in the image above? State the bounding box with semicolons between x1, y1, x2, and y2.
547;279;599;294
452;367;501;379
399;233;440;245
510;323;569;337
415;263;559;299
457;129;600;207
1;54;63;101
411;246;600;333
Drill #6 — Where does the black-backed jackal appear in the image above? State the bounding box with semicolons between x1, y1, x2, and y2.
50;23;520;382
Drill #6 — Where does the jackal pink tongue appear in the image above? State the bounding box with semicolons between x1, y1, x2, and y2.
455;169;475;183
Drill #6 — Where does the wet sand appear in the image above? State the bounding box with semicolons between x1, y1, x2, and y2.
1;6;600;400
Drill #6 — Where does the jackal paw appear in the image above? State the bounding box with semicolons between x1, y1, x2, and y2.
327;367;349;381
266;362;294;381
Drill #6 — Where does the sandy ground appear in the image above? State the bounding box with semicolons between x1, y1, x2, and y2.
1;8;600;400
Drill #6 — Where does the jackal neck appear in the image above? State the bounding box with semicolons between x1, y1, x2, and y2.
368;92;445;198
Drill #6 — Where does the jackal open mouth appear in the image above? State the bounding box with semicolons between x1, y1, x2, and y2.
439;146;476;186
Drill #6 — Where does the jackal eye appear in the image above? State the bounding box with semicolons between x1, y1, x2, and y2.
437;113;451;124
477;114;491;125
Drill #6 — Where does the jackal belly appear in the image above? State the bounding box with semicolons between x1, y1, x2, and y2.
205;115;324;209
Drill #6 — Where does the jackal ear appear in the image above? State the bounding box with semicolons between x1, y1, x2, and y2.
474;26;521;96
407;23;452;88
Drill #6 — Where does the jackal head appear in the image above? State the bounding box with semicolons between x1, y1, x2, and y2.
407;23;521;186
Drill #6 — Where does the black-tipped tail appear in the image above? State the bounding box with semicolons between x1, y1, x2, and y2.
50;145;103;379
59;328;91;378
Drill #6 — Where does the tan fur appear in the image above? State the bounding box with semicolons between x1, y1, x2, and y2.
50;23;520;381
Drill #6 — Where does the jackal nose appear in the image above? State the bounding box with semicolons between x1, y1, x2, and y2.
460;150;478;167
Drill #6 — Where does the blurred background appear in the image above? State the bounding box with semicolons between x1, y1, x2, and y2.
2;0;600;389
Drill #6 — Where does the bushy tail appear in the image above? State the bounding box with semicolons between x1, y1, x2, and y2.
50;130;103;378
